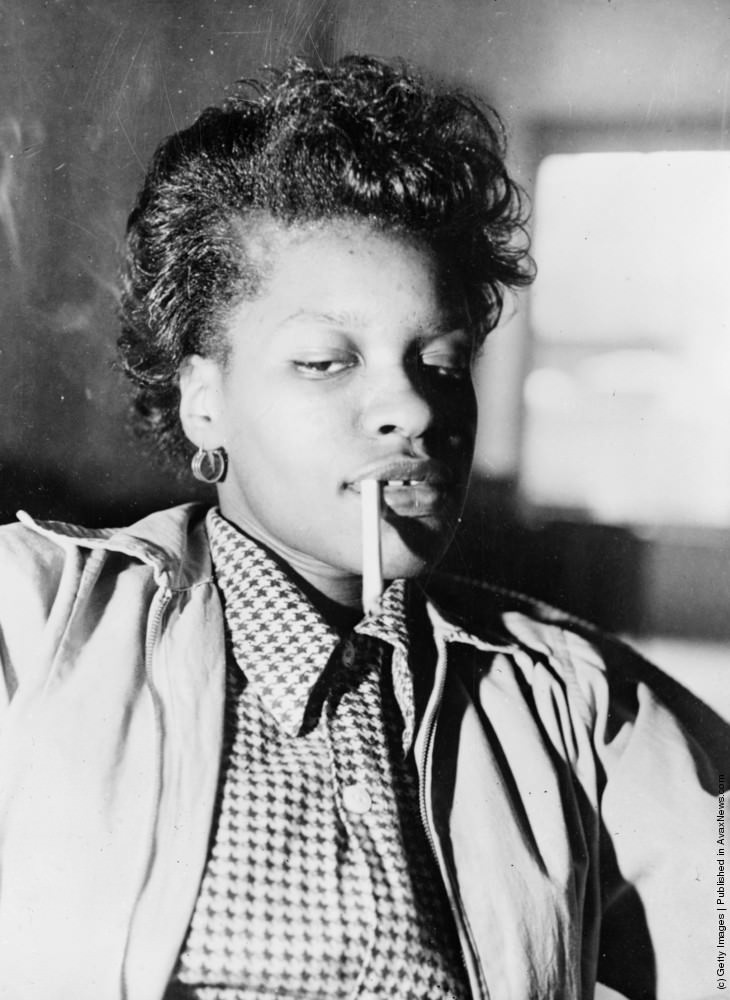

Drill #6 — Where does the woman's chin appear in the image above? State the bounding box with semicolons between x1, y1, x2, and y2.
380;516;456;579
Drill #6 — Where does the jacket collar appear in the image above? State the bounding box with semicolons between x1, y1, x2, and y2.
419;572;524;651
17;502;213;590
17;503;521;654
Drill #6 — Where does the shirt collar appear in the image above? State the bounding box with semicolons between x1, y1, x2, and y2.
355;581;415;752
206;508;414;739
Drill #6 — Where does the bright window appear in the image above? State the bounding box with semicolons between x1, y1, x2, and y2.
522;150;730;525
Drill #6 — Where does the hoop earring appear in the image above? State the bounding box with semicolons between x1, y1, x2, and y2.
191;447;227;484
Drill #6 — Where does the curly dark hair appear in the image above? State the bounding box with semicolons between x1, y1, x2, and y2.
118;54;534;471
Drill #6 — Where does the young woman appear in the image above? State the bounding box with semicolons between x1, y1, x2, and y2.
0;56;717;1000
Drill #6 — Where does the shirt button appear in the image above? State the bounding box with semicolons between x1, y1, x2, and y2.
341;640;357;669
342;783;371;815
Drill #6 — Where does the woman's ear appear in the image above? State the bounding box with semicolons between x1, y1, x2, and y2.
178;354;226;450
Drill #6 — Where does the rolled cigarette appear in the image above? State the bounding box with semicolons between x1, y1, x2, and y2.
361;479;383;616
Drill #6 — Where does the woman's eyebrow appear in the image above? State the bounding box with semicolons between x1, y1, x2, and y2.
277;309;364;330
278;310;468;334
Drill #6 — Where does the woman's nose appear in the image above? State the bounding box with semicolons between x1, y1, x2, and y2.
361;368;434;441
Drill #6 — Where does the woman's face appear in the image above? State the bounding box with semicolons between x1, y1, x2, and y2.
180;218;477;592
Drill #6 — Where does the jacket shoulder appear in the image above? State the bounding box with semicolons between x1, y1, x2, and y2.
6;502;211;589
427;570;631;664
0;522;78;699
428;571;727;766
0;521;70;617
427;571;656;709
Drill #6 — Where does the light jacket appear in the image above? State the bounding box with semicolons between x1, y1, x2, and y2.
0;503;723;1000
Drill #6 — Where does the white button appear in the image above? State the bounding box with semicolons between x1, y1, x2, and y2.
342;783;371;814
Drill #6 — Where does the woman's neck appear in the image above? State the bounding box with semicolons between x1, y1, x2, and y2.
215;506;365;632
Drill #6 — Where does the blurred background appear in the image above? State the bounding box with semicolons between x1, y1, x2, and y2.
1;0;729;663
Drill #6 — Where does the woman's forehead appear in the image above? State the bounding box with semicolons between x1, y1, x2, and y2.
235;214;470;314
224;217;470;341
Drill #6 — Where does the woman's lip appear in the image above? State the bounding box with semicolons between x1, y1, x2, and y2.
347;477;446;491
379;482;450;517
344;479;454;518
346;459;452;490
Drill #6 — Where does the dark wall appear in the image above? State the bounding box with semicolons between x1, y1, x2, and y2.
0;0;336;526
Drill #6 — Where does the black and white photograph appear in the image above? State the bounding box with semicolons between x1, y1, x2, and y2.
0;2;728;998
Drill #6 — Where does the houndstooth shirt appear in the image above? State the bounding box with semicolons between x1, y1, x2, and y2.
166;508;468;1000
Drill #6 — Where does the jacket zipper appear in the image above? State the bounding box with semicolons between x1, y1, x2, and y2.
144;584;172;676
416;632;489;1000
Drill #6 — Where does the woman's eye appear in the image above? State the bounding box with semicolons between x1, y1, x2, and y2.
420;354;471;380
292;358;354;377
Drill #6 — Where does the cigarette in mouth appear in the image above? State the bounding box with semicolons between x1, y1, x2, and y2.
361;478;383;616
